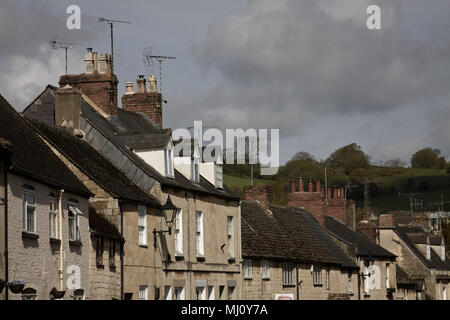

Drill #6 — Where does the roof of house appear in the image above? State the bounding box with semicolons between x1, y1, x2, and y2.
395;226;450;271
119;133;170;150
89;206;124;241
27;118;160;207
396;265;423;285
324;216;396;259
241;200;358;268
0;94;91;197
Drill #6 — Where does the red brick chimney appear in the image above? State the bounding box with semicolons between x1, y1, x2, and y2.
121;75;163;128
316;180;321;193
308;178;313;192
290;180;296;193
299;178;304;192
244;185;272;210
379;214;395;229
59;48;118;119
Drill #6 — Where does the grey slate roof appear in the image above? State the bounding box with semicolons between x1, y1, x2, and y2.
119;133;170;150
89;206;124;241
27;118;160;208
0;94;91;197
324;216;396;259
241;201;359;268
395;226;450;271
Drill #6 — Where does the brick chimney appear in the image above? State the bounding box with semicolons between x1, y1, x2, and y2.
244;185;272;210
308;178;313;192
59;48;118;119
379;214;395;229
54;86;82;130
121;74;163;128
299;178;304;192
359;220;377;243
290;180;296;193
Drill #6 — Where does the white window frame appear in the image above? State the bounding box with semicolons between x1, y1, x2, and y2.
215;164;223;189
164;148;174;177
325;267;330;290
208;286;215;300
227;216;234;258
364;264;370;295
243;259;252;279
282;262;294;286
174;287;185;300
386;263;390;289
174;209;183;255
138;205;147;246
164;286;172;300
22;188;36;233
139;285;148;300
313;264;322;286
49;196;58;239
68;203;82;241
191;157;200;183
262;260;270;280
196;211;204;257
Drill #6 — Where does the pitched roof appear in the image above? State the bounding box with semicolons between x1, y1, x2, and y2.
0;94;90;197
89;206;123;241
27;118;160;207
119;133;170;150
241;200;358;268
395;226;450;271
396;265;422;285
324;216;396;259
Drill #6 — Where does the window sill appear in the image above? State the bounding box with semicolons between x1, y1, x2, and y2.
196;255;206;262
139;244;148;248
22;231;39;240
282;284;295;288
244;277;253;281
313;284;323;287
262;277;271;281
69;240;82;247
175;255;185;261
49;237;61;244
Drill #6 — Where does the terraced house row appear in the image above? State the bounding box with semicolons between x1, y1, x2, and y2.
0;50;448;300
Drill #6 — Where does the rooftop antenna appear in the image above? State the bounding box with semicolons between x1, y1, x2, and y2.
49;37;83;75
99;17;132;75
143;47;176;97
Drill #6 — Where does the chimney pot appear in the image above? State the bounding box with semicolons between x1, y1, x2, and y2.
148;75;158;93
316;180;321;193
125;82;135;95
290;180;296;193
87;47;93;52
299;178;304;192
98;53;111;74
136;75;146;93
308;178;314;192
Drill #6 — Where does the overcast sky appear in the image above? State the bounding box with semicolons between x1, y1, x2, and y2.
1;0;450;165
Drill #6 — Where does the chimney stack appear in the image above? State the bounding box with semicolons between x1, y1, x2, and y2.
333;187;338;199
244;185;272;211
379;214;395;229
98;54;111;74
54;86;82;130
316;180;321;193
308;178;313;192
299;178;304;192
290;180;296;193
122;74;163;128
85;48;95;74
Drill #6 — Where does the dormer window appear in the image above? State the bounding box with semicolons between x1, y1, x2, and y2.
164;148;174;177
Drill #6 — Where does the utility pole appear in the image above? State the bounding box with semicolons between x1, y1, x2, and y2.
99;17;132;75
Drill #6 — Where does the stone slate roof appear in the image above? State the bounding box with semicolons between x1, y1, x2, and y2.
407;234;442;246
80;99;239;201
324;216;396;259
241;201;358;268
0;94;91;197
119;133;170;150
27;118;160;208
396;265;419;285
395;226;450;271
89;206;123;241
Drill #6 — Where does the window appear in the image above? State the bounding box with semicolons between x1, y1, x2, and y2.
96;237;104;267
215;164;223;189
68;203;82;241
313;264;322;286
208;286;215;300
164;286;172;300
109;240;115;268
347;272;352;293
191;157;199;183
174;287;184;300
22;187;36;233
227;286;235;300
196;286;206;300
282;262;294;286
325;267;330;290
243;259;252;279
139;285;148;300
49;195;58;238
164;148;174;177
196;211;204;256
443;286;447;301
262;260;270;280
138;205;147;246
403;288;408;300
363;263;370;295
386;263;390;288
174;209;183;255
227;216;234;258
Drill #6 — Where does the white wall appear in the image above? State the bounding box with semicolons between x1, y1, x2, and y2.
135;149;165;176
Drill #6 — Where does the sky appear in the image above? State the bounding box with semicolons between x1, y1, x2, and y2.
1;0;450;166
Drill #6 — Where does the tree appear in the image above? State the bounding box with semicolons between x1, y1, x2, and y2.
447;162;450;174
411;148;446;169
290;151;316;162
382;158;406;168
328;143;370;174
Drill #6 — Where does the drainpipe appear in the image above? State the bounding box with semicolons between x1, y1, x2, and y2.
357;272;361;300
4;168;8;300
57;189;65;291
119;201;124;300
296;264;299;300
186;192;192;300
